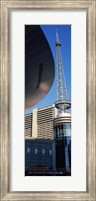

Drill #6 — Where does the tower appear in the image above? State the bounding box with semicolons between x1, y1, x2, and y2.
55;31;71;114
53;31;71;174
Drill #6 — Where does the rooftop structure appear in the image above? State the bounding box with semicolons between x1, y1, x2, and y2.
25;25;55;109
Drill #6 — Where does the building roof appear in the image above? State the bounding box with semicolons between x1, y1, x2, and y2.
25;25;55;109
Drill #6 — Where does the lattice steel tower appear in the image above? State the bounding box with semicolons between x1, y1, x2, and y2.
55;31;71;114
53;31;71;173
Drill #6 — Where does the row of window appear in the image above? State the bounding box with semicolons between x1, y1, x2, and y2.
26;148;52;155
25;141;53;147
25;158;53;166
25;145;52;150
25;160;53;165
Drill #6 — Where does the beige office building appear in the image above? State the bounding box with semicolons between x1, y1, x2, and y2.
25;104;57;140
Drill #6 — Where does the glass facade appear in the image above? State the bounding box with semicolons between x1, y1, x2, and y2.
54;123;71;139
25;140;54;171
54;123;71;173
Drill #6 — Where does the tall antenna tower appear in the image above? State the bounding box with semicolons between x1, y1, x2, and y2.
55;31;71;114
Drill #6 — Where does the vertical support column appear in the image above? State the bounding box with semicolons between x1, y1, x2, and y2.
32;108;38;138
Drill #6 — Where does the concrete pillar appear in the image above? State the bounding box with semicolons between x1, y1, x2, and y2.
32;108;38;138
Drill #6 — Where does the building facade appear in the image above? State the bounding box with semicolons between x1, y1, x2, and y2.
25;105;56;139
25;105;71;175
53;112;71;174
25;139;55;173
54;120;71;172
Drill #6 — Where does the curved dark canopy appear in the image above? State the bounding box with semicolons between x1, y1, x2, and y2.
25;25;55;109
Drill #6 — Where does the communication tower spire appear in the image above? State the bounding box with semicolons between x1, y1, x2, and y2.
55;31;71;114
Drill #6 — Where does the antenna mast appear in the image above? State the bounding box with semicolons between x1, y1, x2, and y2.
55;31;71;114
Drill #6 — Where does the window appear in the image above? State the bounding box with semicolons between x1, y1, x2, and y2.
49;150;52;155
42;149;45;154
35;148;38;154
27;147;30;153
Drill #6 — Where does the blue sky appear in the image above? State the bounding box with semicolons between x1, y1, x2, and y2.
25;25;71;114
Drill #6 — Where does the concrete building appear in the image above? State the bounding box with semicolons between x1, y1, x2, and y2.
25;104;56;140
